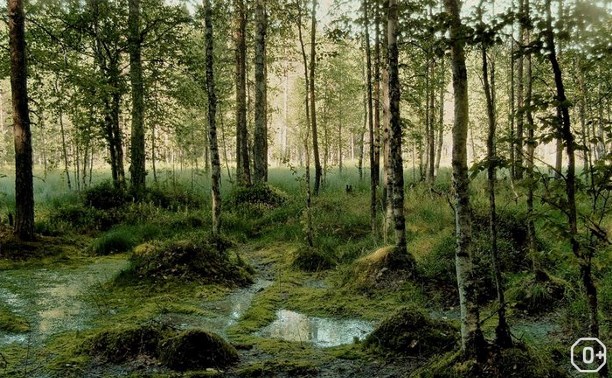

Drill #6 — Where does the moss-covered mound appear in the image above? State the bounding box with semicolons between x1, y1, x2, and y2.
292;245;336;272
83;325;238;372
82;324;163;363
352;246;417;288
228;184;287;209
159;329;239;371
421;344;567;378
123;237;253;287
364;305;457;357
508;270;567;315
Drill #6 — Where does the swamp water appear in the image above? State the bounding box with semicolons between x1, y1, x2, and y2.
0;257;129;347
258;309;375;347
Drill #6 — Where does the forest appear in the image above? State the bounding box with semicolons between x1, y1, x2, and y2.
0;0;611;376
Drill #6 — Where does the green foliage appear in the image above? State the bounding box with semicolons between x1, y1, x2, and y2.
90;228;138;256
84;181;131;210
507;271;568;315
364;305;458;357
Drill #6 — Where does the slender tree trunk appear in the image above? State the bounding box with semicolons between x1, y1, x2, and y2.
435;57;445;173
388;0;408;258
509;15;516;179
204;0;221;238
427;59;436;183
525;14;537;266
374;1;381;185
445;0;485;358
545;1;603;376
9;0;34;241
363;0;377;233
310;0;322;195
482;44;511;348
382;1;393;243
235;0;251;186
151;121;157;183
253;0;268;183
55;79;71;190
129;0;146;195
515;0;525;180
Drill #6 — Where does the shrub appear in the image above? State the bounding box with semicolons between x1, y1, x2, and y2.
84;181;131;210
90;229;138;255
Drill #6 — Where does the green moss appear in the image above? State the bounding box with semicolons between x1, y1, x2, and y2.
236;359;318;377
364;305;458;357
159;329;239;371
0;306;29;333
292;245;336;272
81;323;164;362
418;344;568;378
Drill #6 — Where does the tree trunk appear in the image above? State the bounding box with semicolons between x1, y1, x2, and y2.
253;0;268;183
204;0;221;238
445;0;485;358
310;0;322;195
9;0;34;240
545;1;604;375
427;59;436;183
482;44;511;348
435;57;445;173
514;0;525;180
363;0;377;233
129;0;146;195
388;0;408;257
235;0;251;186
373;0;381;187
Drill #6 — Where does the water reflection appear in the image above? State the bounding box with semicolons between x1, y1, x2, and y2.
259;309;374;347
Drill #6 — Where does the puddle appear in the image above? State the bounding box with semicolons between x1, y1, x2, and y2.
258;309;375;347
0;257;129;347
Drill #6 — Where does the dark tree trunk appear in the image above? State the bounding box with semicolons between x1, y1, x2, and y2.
310;0;322;195
482;43;512;348
514;0;525;180
129;0;146;195
363;0;377;233
388;0;408;256
253;0;268;183
427;59;436;183
204;0;221;238
9;0;34;241
235;0;251;186
545;1;604;375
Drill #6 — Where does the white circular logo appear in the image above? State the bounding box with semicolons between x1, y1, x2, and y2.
571;337;607;373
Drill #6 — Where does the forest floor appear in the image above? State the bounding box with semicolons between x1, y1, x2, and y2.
0;168;609;377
